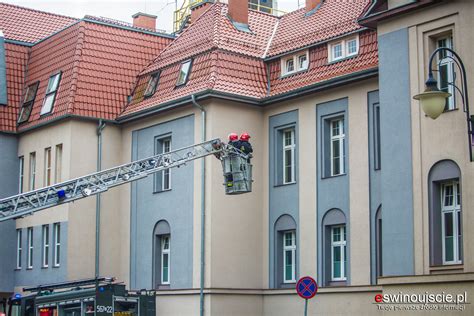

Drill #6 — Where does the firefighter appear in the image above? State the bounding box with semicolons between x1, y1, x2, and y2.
239;132;253;160
225;133;239;187
228;132;240;148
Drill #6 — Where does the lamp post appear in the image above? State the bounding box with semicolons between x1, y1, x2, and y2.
413;47;473;161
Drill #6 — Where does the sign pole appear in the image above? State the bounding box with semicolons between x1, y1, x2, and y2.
304;298;308;316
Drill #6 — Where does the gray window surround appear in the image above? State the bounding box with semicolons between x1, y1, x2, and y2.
154;133;172;193
274;214;297;288
321;208;347;286
274;124;297;186
428;160;462;267
153;220;171;289
321;111;347;179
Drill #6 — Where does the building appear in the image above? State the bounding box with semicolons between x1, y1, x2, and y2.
0;0;473;315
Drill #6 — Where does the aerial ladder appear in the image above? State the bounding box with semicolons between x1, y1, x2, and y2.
0;138;252;222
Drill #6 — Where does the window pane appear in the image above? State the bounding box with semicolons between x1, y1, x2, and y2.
285;250;292;280
18;102;34;123
333;44;342;59
177;61;191;85
298;54;307;69
456;183;460;206
444;184;453;206
47;74;61;93
24;83;39;102
333;246;341;278
347;39;357;55
457;211;462;261
41;94;55;115
444;212;454;262
333;227;340;242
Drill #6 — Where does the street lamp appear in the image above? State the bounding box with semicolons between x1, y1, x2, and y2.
413;47;473;161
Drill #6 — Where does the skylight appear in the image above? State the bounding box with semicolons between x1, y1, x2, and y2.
144;72;160;97
40;72;61;115
176;60;192;86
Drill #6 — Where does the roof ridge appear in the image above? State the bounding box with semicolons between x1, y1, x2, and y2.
0;2;78;21
66;22;86;115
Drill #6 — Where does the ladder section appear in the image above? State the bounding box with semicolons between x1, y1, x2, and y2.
0;139;223;222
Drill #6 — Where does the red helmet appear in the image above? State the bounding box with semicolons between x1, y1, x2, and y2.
228;133;238;141
240;132;250;141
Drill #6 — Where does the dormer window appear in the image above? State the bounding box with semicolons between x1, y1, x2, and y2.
328;35;359;62
40;72;61;115
18;81;39;124
176;60;192;86
281;50;309;76
144;72;160;98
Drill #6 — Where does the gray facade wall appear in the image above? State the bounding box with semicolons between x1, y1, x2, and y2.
0;34;7;105
378;28;415;276
0;134;18;292
268;110;299;289
130;115;194;290
367;90;382;284
316;98;350;286
14;222;68;287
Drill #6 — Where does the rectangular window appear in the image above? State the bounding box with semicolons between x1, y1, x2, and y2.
281;51;309;76
16;229;22;269
55;144;62;183
144;72;160;97
27;227;33;269
328;35;359;62
53;223;61;267
161;235;170;284
44;147;51;186
40;72;61;115
42;225;49;268
441;181;462;264
330;118;345;176
29;152;36;191
176;60;192;86
437;36;455;111
162;139;171;191
331;225;347;281
282;129;296;184
283;231;296;283
19;156;24;193
374;103;381;170
18;82;39;124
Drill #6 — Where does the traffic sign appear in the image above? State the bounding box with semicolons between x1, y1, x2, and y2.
296;276;318;299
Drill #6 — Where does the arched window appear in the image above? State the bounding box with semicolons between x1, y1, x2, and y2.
274;214;297;288
428;160;462;266
322;209;347;286
153;220;171;288
375;206;382;278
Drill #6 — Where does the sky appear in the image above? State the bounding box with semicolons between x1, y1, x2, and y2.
3;0;303;33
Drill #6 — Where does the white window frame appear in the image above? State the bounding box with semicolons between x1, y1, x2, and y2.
55;144;62;184
42;225;49;268
19;156;24;193
162;139;171;191
53;223;61;267
283;231;296;283
29;152;36;190
282;129;296;184
40;72;61;115
27;227;33;269
281;50;309;76
330;118;345;176
161;235;170;285
16;229;22;269
328;35;359;62
441;181;462;265
437;36;455;111
44;147;52;186
331;225;347;281
176;60;192;86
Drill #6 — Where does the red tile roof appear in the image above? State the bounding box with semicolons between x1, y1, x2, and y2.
122;1;377;118
16;19;172;131
267;0;369;57
0;2;77;43
0;43;29;132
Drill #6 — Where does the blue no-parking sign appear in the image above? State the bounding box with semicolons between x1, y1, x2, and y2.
296;276;318;316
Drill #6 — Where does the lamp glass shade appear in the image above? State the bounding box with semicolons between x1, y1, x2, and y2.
413;90;451;119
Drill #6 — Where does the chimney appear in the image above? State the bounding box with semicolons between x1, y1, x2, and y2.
191;1;212;24
306;0;322;12
228;0;248;26
132;12;157;31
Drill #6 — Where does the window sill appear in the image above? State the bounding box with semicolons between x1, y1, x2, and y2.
26;267;33;270
321;173;347;180
53;264;60;268
153;188;172;194
328;54;358;65
156;284;170;290
274;182;297;188
279;282;296;289
280;68;309;79
41;266;49;269
14;268;21;271
327;280;347;287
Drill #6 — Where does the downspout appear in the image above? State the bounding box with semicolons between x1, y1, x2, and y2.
191;95;206;316
96;119;106;279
